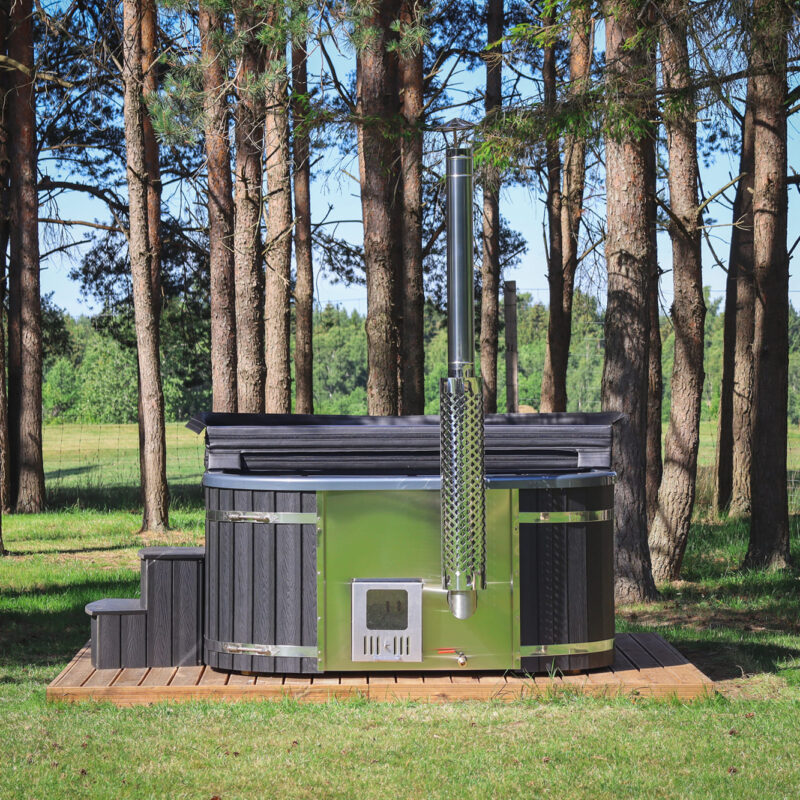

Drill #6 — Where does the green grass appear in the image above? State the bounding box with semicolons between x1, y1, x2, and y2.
1;423;799;798
2;511;800;797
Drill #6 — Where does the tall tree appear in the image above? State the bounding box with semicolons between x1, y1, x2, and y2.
541;5;593;412
649;0;705;582
7;0;45;512
715;88;755;516
729;94;755;519
292;25;313;414
746;0;790;569
263;4;293;414
122;0;169;531
398;0;425;415
233;4;266;413
480;0;502;414
601;0;658;602
200;2;238;412
0;0;11;516
356;0;402;415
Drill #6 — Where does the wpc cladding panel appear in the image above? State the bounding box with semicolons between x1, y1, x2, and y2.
205;487;318;674
519;484;614;673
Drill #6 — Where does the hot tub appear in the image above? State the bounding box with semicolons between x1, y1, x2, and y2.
194;412;618;674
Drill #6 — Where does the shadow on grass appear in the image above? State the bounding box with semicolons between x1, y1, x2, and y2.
0;577;140;669
9;543;138;557
45;465;99;480
45;482;203;512
673;638;800;682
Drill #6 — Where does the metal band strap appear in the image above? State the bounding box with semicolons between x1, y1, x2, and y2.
206;509;318;525
517;509;611;524
520;638;615;657
205;637;318;658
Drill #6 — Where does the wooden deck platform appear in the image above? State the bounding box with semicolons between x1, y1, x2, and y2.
46;633;713;705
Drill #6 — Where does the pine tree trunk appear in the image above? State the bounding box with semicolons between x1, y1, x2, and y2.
746;0;791;569
729;93;755;518
357;0;401;415
645;259;662;531
715;90;755;516
292;33;313;414
0;11;11;516
123;0;169;532
233;8;265;413
200;4;238;412
644;63;661;532
601;0;658;603
398;1;424;415
539;9;564;413
138;0;162;512
648;0;705;582
7;0;44;513
480;0;502;414
264;27;293;414
542;9;593;413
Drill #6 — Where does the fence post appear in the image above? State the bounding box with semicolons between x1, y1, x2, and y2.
504;280;518;413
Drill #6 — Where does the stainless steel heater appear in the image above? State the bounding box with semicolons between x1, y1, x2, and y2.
439;142;486;620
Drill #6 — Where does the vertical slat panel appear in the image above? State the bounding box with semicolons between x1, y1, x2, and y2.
552;490;570;672
275;492;301;673
98;615;121;669
172;560;201;666
216;488;234;670
146;560;172;667
205;487;219;669
232;489;254;672
90;616;98;667
122;613;147;668
252;490;276;672
300;491;318;674
566;488;589;671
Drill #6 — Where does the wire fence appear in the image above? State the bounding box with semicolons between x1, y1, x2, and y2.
41;420;800;513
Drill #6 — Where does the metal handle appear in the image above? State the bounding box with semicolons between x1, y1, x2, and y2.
207;510;318;525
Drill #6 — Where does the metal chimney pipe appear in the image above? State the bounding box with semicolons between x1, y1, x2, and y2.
439;144;486;620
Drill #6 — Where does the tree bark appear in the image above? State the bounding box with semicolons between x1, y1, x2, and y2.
263;16;293;414
746;0;791;569
0;3;12;516
729;93;755;518
138;0;162;513
644;42;661;533
645;257;662;531
292;32;313;414
601;0;658;603
7;0;44;512
357;0;401;415
715;91;755;516
122;0;169;531
233;6;265;413
648;0;706;582
479;0;502;414
541;10;592;412
200;3;238;412
398;0;424;415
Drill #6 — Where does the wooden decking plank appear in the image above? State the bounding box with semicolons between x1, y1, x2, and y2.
226;672;256;686
616;634;690;689
83;668;121;688
198;667;229;686
170;666;204;687
141;667;176;686
49;643;92;688
46;634;713;704
113;668;149;687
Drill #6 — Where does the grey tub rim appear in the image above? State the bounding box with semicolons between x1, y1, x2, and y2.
202;470;615;492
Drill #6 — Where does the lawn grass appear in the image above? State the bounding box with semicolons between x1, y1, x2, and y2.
2;510;800;797
1;424;799;798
